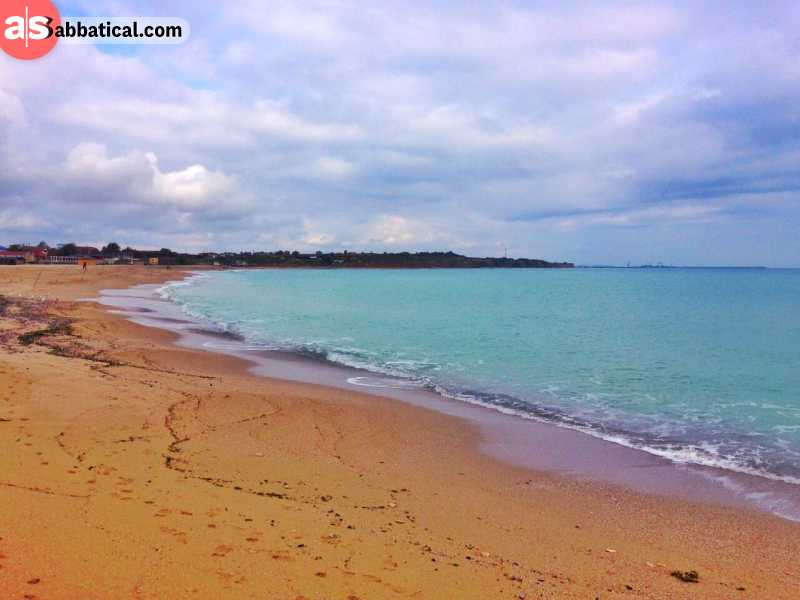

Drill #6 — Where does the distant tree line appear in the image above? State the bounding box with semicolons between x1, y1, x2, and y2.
1;241;573;268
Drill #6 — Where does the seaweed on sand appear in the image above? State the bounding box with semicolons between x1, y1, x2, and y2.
18;320;74;346
0;296;77;351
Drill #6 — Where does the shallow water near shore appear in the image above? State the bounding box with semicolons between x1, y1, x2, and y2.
95;268;800;521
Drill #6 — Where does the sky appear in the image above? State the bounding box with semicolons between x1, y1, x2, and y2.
1;1;799;266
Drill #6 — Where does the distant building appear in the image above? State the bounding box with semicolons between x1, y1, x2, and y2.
0;247;47;264
48;256;78;264
0;250;26;264
47;245;104;265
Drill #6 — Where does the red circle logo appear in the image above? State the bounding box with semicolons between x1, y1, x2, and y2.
0;0;61;60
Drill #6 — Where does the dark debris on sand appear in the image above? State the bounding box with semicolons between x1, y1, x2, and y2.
671;569;699;583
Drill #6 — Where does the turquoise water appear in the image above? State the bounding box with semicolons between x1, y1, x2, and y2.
162;268;800;483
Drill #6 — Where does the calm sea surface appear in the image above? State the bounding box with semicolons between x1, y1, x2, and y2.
162;268;800;484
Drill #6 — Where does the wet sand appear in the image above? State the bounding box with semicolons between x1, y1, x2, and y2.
1;264;799;599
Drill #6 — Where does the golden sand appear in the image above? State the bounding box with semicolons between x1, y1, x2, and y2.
1;264;798;599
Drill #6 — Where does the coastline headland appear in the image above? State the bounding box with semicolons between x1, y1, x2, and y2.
213;251;576;269
0;242;574;269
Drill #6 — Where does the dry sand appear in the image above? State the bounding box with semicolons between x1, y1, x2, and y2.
1;264;799;599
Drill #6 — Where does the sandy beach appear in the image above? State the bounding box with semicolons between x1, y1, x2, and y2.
1;264;799;599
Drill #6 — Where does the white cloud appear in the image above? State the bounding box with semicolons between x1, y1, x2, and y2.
0;89;27;128
147;153;234;208
312;157;356;179
0;209;47;231
63;143;237;210
251;100;362;143
362;214;454;247
303;231;335;246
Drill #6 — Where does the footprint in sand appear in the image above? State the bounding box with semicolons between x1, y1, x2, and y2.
160;526;188;544
212;544;234;558
215;571;246;584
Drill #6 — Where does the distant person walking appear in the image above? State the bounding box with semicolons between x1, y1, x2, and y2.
82;260;88;273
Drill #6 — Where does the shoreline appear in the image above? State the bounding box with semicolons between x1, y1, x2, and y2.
102;270;800;523
2;265;800;599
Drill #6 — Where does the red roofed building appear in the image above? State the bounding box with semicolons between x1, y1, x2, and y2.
0;248;48;264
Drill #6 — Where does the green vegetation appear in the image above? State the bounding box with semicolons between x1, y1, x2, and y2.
134;249;573;268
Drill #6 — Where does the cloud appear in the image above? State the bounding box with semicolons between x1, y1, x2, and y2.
550;203;725;232
0;0;799;265
250;100;362;143
362;214;457;246
147;153;235;208
62;143;237;210
0;209;47;231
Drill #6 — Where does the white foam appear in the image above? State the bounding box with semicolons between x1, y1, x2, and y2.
347;376;425;390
